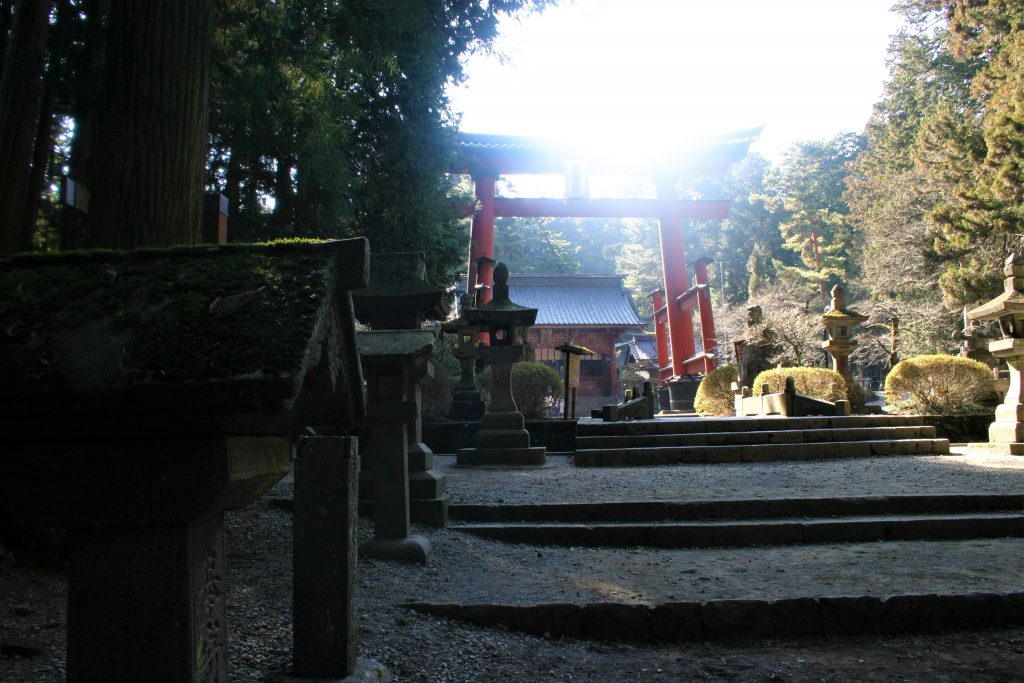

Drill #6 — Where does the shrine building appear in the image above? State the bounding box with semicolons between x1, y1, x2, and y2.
506;273;643;408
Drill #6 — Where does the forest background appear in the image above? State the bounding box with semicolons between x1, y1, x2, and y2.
2;0;1023;374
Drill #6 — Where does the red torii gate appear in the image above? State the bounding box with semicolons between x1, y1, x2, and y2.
451;130;759;407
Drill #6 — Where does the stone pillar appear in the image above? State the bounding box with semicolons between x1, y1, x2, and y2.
292;436;359;678
68;516;227;682
406;362;448;526
37;436;291;683
362;402;430;562
358;333;436;563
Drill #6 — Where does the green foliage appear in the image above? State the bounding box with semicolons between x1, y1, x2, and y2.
694;364;738;417
764;132;866;293
510;361;562;419
751;367;848;403
420;332;460;421
492;217;579;273
612;218;662;318
858;1;1024;307
206;0;550;283
884;354;996;414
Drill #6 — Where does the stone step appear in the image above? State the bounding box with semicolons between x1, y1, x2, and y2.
577;415;923;437
574;438;950;466
575;425;936;449
449;493;1024;523
407;592;1024;643
451;512;1024;548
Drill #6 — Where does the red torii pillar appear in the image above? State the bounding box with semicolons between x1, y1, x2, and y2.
655;179;695;378
467;174;497;306
654;181;720;411
651;288;671;385
690;257;717;374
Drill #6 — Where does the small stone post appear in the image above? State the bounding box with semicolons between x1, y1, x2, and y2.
292;436;359;678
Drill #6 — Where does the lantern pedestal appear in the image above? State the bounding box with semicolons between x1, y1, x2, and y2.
967;253;1024;456
971;339;1024;455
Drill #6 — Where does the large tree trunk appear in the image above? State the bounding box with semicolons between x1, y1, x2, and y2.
84;0;214;249
20;78;54;250
61;0;105;250
0;0;51;257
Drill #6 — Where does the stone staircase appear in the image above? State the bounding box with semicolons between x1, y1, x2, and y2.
449;494;1024;548
575;415;950;466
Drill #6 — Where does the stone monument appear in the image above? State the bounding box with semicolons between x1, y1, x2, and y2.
968;252;1024;455
821;284;867;387
0;239;370;683
456;263;546;466
352;252;449;526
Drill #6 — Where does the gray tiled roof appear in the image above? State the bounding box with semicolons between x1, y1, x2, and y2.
508;274;642;327
628;335;659;361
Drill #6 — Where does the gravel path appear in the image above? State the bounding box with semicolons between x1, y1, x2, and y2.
3;448;1024;682
441;450;1024;505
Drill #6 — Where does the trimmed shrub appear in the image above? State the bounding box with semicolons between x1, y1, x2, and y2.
884;354;996;415
694;364;738;416
511;361;563;419
751;367;848;403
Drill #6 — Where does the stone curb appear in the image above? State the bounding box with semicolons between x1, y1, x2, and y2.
574;438;950;466
449;494;1024;523
576;415;922;437
452;514;1024;548
406;592;1024;642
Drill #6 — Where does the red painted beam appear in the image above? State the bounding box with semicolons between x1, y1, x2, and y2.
490;198;730;219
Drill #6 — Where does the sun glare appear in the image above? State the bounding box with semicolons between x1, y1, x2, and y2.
451;0;902;160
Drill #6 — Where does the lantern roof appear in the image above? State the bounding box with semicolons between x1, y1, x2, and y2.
969;252;1024;322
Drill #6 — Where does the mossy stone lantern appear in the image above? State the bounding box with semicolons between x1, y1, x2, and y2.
821;284;867;386
442;293;483;393
968;252;1024;454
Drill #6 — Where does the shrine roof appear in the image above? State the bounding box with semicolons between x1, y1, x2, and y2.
507;273;642;327
452;128;763;176
628;335;659;361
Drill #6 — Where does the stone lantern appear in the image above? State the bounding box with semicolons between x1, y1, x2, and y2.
821;284;867;387
456;263;546;466
441;294;487;421
968;252;1024;454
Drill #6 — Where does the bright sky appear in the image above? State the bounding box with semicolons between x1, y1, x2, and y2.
449;0;905;162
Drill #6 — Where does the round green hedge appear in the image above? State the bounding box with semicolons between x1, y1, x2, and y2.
884;354;995;414
510;361;563;419
751;367;848;403
694;364;738;416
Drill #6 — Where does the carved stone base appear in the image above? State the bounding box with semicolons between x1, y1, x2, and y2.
455;446;547;466
285;657;392;683
360;535;432;563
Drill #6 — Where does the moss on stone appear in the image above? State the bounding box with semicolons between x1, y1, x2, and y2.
0;241;340;390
